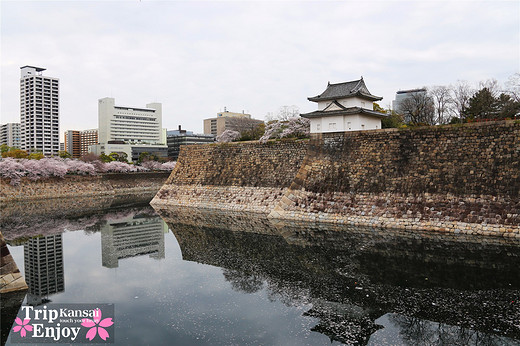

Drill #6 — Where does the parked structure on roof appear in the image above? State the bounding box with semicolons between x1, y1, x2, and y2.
301;78;386;133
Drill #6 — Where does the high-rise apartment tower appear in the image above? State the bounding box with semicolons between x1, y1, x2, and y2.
20;66;59;156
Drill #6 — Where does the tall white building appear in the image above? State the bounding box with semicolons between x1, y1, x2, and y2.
0;123;21;148
20;66;59;156
91;97;167;162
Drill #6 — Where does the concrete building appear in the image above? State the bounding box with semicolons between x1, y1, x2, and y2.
203;109;264;136
64;130;81;158
80;129;98;156
392;88;428;123
64;129;98;157
24;234;65;306
301;78;386;133
20;66;59;156
91;97;167;162
167;125;215;160
0;123;21;148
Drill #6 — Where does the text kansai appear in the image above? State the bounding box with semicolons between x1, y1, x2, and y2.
21;306;98;324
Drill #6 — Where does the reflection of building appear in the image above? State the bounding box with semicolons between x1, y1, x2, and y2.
20;66;60;156
301;78;385;133
24;234;64;306
90;97;168;162
101;214;167;268
167;126;215;160
0;122;21;148
203;109;264;136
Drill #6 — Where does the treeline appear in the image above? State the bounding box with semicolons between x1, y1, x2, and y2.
381;73;520;128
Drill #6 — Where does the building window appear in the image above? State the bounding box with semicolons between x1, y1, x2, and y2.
328;123;337;130
316;123;321;131
347;122;351;130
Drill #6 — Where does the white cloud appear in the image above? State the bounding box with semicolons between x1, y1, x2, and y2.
1;0;518;136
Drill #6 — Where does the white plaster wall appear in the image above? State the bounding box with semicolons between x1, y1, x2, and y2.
338;97;371;109
318;97;373;111
310;114;381;133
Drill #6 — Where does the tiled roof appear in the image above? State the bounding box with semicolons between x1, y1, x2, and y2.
308;78;382;102
300;107;387;119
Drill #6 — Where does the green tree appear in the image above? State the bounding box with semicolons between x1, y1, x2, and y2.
462;87;498;120
2;149;29;159
138;152;159;164
58;150;72;159
374;103;404;129
28;152;44;160
0;144;13;154
99;153;114;163
496;93;520;119
239;123;265;141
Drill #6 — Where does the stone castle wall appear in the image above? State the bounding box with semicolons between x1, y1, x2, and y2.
0;172;170;202
152;140;308;213
271;121;520;237
153;120;520;238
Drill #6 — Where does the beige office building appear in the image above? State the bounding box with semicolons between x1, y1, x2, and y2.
203;110;263;136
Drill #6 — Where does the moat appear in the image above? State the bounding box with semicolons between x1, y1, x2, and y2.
1;202;520;345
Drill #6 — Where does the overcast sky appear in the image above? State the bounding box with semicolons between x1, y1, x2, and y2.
1;0;518;136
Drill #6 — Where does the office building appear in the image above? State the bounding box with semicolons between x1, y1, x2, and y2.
392;88;428;123
167;126;215;160
20;66;59;156
0;123;21;148
64;130;81;158
203;109;264;136
80;129;98;156
90;97;167;162
63;129;99;157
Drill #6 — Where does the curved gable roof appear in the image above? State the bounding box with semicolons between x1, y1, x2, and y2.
308;78;382;102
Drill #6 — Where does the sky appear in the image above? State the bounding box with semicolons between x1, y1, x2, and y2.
1;0;519;137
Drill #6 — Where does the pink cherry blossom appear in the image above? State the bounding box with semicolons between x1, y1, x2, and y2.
81;309;114;341
12;317;33;337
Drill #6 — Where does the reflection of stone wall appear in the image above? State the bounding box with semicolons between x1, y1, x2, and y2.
0;232;27;293
158;208;520;342
0;172;169;202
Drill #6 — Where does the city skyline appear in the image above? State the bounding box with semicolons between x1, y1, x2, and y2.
1;1;518;136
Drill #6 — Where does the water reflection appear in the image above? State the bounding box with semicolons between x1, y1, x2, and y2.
156;206;520;344
101;213;167;268
1;202;519;345
23;234;64;306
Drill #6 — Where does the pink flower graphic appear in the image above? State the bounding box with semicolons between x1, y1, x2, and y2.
13;318;33;337
81;309;114;341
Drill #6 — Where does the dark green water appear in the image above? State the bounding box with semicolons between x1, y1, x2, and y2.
1;203;519;345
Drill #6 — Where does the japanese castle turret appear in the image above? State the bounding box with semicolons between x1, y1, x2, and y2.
301;77;386;133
